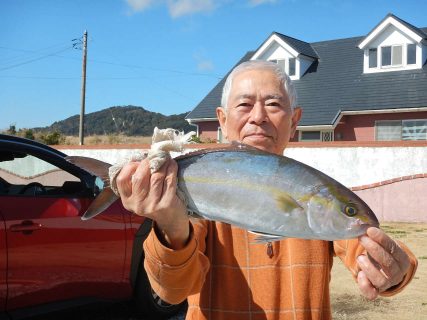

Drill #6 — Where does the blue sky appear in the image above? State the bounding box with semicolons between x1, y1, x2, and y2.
0;0;426;130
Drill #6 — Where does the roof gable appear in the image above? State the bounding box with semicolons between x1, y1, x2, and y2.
252;32;318;60
359;13;427;49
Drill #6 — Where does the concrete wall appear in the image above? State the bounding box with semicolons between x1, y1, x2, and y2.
354;177;427;222
58;142;427;222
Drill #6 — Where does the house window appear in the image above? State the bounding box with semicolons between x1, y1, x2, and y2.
270;58;296;77
381;45;403;67
392;45;402;65
407;44;416;65
381;46;392;66
300;131;321;141
369;48;377;68
376;120;401;140
288;58;296;76
402;120;427;140
376;120;427;141
217;127;228;143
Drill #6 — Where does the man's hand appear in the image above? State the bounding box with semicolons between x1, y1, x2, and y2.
116;158;189;250
357;227;410;300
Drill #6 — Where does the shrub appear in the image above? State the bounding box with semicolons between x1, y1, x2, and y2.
39;131;65;145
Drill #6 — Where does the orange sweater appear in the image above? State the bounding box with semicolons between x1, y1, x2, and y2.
143;220;417;320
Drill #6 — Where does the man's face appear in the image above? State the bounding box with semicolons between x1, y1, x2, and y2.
216;69;301;155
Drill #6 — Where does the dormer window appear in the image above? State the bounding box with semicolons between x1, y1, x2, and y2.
288;58;296;76
250;32;318;80
381;45;402;67
359;14;427;74
270;58;296;77
369;48;377;68
407;44;416;64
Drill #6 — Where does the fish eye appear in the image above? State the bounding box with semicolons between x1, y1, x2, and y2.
344;205;358;217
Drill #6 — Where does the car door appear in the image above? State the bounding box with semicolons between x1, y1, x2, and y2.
0;149;131;311
0;210;6;312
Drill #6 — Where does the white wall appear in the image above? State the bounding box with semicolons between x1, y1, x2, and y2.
61;145;427;188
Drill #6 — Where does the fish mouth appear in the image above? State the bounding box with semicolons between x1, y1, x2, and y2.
350;217;379;231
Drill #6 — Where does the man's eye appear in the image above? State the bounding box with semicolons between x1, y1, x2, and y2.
266;102;281;107
237;103;252;108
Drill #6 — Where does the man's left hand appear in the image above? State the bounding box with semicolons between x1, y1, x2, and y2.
357;227;410;300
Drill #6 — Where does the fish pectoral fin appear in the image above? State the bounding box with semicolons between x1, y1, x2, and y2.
275;192;303;213
82;187;119;220
248;230;287;243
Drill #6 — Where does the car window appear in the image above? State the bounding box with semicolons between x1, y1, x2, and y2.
0;153;83;196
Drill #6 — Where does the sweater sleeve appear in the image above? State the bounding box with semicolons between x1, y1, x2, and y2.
142;220;210;304
333;238;418;297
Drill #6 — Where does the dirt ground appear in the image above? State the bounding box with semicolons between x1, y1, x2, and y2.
330;222;427;320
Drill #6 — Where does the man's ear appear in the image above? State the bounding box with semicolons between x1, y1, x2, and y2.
290;107;302;138
216;107;227;139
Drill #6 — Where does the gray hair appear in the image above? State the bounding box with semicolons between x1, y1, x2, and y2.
221;60;297;111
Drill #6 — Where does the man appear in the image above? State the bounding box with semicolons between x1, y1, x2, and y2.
116;60;417;320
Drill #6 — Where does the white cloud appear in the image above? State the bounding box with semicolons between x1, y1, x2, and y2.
126;0;155;12
167;0;215;18
248;0;277;7
194;51;214;71
197;59;214;71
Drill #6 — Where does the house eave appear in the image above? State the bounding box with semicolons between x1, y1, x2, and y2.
186;118;218;124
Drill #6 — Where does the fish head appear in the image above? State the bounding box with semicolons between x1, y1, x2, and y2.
305;183;379;240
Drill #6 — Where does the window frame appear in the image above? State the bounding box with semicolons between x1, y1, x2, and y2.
407;43;417;65
368;48;378;68
375;119;427;141
299;131;322;142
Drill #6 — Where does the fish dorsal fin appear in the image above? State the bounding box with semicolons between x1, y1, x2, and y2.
66;156;111;183
174;141;266;161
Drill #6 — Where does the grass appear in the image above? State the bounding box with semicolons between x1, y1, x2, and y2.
330;222;427;320
63;134;153;145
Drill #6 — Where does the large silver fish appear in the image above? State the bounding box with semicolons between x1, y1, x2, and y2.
67;142;379;241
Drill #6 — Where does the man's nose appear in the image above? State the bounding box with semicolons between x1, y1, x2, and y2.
249;102;268;124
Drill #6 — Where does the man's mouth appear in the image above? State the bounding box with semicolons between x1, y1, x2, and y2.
244;133;272;139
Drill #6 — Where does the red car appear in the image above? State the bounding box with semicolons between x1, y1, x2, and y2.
0;134;184;319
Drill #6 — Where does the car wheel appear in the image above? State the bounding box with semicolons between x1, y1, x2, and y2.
134;264;187;319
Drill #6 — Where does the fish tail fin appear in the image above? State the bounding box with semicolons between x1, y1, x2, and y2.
65;156;112;184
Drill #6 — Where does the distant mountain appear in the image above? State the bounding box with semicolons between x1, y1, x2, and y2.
35;105;194;136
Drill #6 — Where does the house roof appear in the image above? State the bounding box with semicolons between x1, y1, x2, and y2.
186;25;427;127
273;32;319;59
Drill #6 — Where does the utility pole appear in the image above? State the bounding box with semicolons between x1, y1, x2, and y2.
79;30;88;145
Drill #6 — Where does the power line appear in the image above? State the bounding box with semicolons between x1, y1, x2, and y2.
0;44;222;79
0;46;73;72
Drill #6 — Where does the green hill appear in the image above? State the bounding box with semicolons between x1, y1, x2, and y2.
36;105;193;136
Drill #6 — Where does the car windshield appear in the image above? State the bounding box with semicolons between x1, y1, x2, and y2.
0;152;84;196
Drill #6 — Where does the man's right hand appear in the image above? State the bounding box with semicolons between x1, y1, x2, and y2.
116;158;190;250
